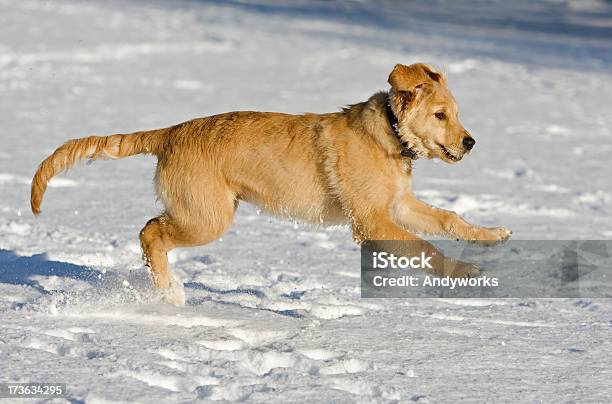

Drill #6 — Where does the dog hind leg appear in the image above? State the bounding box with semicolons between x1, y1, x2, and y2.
139;215;179;288
139;185;237;289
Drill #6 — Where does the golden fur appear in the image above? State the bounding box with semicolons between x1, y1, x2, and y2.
31;63;511;293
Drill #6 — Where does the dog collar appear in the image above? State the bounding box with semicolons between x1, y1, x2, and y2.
385;98;418;160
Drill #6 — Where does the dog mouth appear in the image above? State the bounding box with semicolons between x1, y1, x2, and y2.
437;144;462;162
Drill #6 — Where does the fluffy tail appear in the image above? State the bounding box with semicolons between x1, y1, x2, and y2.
31;127;168;215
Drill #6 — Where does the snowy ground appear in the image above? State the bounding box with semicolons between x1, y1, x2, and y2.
1;0;612;402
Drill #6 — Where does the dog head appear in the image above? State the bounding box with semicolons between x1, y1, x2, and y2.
387;63;475;163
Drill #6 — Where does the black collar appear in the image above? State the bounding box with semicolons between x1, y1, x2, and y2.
385;99;418;160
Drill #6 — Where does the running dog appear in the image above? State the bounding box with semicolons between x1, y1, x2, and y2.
31;63;511;298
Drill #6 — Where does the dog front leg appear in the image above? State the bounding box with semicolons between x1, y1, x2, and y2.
392;194;511;244
352;211;479;278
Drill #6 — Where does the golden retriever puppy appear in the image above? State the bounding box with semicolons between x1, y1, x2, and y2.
31;63;511;295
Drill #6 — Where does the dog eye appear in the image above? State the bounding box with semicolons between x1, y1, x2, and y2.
435;112;446;120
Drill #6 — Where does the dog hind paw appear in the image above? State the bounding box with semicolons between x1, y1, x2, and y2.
159;273;186;306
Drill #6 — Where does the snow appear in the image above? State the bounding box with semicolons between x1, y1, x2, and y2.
1;0;611;402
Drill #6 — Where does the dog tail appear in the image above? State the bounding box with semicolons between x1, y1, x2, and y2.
31;127;168;215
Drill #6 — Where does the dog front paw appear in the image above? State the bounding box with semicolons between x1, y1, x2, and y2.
472;226;512;246
442;258;480;278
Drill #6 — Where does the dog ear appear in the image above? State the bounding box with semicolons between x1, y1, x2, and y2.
388;63;446;91
388;64;416;91
416;63;446;86
397;83;433;107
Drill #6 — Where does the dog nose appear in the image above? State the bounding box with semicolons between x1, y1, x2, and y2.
463;136;475;150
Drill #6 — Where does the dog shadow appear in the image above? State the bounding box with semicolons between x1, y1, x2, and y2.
0;249;153;298
0;250;303;315
0;249;101;294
